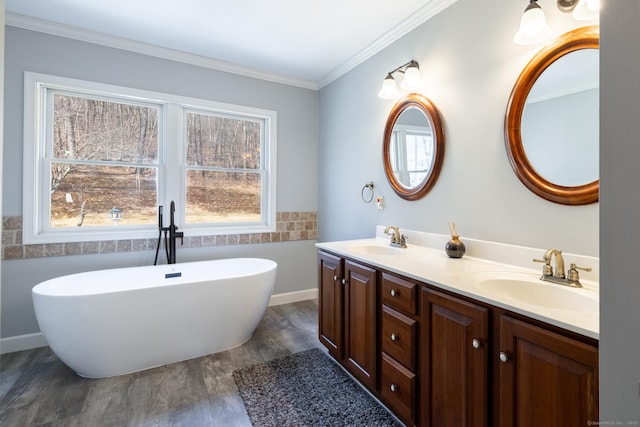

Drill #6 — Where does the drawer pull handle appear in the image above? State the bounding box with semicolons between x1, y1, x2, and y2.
472;339;481;349
391;333;398;342
333;275;337;281
341;278;346;285
390;384;398;393
499;352;509;363
390;289;398;297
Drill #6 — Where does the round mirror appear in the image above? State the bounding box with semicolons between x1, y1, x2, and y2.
505;26;599;205
383;94;445;200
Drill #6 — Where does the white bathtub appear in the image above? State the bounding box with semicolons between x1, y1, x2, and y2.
32;258;277;378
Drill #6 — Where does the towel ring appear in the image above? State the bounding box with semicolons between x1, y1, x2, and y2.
361;182;374;203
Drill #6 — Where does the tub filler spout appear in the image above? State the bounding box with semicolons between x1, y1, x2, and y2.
154;201;183;265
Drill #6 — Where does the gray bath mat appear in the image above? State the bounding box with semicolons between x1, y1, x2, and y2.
232;348;402;426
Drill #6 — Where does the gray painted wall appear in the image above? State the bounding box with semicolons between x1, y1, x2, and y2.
600;0;640;421
318;0;599;256
522;88;598;186
2;26;319;338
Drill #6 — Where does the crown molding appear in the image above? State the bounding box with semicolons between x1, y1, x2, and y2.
318;0;459;88
6;0;457;91
5;12;319;90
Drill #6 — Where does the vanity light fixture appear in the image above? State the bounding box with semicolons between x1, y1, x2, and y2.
514;0;600;45
378;60;423;100
514;0;553;45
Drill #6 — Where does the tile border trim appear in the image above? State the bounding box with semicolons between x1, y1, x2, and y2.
2;211;317;260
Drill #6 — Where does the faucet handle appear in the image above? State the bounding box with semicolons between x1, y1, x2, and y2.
399;234;408;248
175;227;184;245
567;263;592;285
570;263;592;272
533;258;553;276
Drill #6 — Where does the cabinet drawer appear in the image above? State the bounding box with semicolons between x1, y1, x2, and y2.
381;272;417;315
381;353;416;424
381;305;416;371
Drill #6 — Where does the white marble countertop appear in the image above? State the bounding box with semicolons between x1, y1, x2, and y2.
316;227;599;340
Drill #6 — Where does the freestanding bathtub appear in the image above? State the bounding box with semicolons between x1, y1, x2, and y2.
32;258;277;378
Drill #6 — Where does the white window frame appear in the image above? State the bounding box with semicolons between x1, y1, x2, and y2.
23;72;277;244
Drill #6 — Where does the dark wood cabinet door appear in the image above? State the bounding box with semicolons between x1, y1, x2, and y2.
421;288;489;427
344;259;377;389
496;315;599;427
318;251;343;359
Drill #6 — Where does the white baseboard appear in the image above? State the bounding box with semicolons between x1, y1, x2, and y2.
1;288;318;354
0;332;48;354
269;288;318;306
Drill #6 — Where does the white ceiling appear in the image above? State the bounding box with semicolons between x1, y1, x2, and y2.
5;0;457;89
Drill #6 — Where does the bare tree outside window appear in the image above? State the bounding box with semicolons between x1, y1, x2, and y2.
184;111;264;224
50;94;159;227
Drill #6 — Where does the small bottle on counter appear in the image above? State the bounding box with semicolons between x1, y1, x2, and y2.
445;222;466;258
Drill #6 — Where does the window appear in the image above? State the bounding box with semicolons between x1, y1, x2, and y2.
184;110;264;225
23;72;277;243
390;125;434;188
48;92;160;229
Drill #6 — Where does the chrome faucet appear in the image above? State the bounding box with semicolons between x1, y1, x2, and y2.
154;201;184;265
384;225;407;248
533;249;591;288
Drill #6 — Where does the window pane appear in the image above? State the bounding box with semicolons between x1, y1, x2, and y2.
185;170;261;224
406;132;433;188
185;112;261;169
406;132;434;171
52;94;159;163
50;164;157;228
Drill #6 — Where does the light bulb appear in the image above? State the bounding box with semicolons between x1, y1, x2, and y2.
378;75;399;99
400;64;423;90
514;2;552;45
573;0;600;20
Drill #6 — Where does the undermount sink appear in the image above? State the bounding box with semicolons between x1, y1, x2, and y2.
346;243;403;256
469;271;597;312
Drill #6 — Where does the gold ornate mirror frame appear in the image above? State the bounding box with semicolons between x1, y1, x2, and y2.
383;93;445;200
505;25;599;205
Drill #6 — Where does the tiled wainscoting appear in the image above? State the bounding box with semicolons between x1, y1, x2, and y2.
2;211;317;261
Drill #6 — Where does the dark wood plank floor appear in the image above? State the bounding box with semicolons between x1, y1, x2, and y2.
0;299;320;427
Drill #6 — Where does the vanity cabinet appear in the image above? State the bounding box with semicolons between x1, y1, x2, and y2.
420;288;489;427
494;314;599;427
318;251;377;389
317;249;598;427
420;289;599;427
